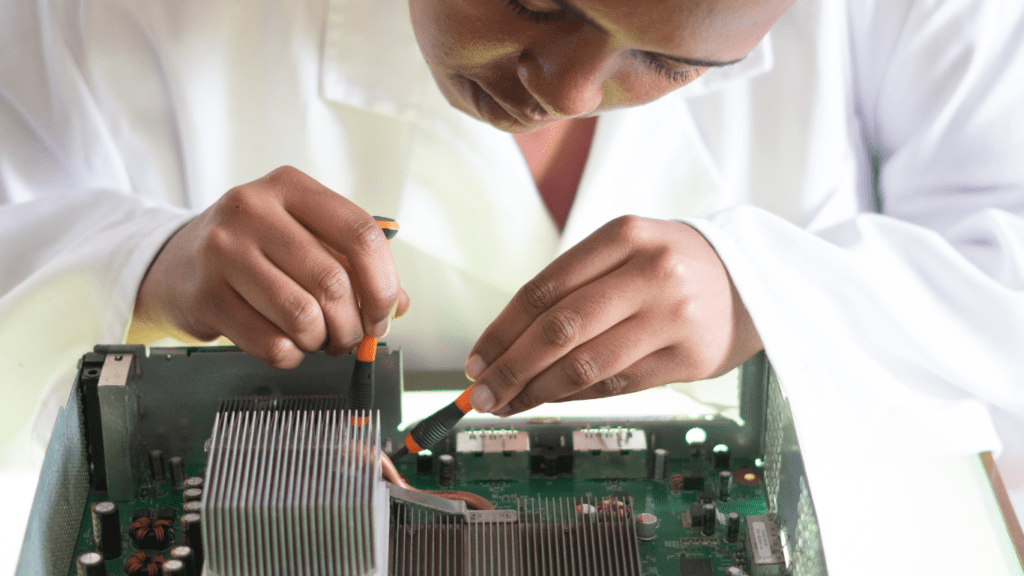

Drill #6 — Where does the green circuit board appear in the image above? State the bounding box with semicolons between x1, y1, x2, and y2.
68;453;767;576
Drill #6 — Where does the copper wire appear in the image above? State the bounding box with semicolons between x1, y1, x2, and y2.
129;516;173;548
379;452;495;510
124;552;167;576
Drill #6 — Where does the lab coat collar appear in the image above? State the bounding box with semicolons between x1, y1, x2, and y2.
319;0;776;118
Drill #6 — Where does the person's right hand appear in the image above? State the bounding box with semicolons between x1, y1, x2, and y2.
132;166;409;369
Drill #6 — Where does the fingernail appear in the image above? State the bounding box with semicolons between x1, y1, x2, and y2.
469;385;496;413
493;405;511;417
465;354;486;382
389;302;399;318
372;316;391;339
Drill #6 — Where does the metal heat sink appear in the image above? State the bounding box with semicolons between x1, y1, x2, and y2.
203;396;388;576
389;495;643;576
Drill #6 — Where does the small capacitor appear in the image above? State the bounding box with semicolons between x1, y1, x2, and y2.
169;545;196;576
416;449;434;475
91;501;122;559
635;512;659;541
437;454;455;487
701;503;716;536
575;503;597;517
713;444;731;469
182;512;204;568
150;450;166;481
183;487;203;502
652;448;668;481
76;551;105;576
184;477;204;489
169;456;186;488
726;567;746;576
718;470;732;502
163;559;186;575
726;512;740;543
183;501;202;514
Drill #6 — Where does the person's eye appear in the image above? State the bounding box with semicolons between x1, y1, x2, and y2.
639;53;701;84
505;0;563;23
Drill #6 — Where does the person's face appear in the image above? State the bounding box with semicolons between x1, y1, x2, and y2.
409;0;795;133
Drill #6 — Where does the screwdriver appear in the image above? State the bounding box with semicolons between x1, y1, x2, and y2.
390;387;474;461
349;217;399;426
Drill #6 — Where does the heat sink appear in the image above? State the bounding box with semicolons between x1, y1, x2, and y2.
389;495;643;576
203;396;388;576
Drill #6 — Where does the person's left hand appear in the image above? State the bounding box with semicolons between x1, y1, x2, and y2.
464;215;764;416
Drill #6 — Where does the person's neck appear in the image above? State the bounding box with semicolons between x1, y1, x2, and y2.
514;116;598;231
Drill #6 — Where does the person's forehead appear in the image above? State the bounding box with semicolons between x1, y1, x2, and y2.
569;0;789;60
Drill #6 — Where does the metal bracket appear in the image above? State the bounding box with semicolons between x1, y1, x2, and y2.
97;353;142;500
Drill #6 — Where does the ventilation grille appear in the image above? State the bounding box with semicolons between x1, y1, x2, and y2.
203;397;386;576
389;496;642;576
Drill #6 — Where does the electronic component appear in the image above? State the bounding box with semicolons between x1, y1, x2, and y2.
727;512;741;543
652;447;668;480
529;434;573;477
184;476;203;489
687;503;705;528
713;444;731;469
169;545;196;576
90;501;121;560
636;512;659;541
129;515;173;549
679;557;714;576
169;456;185;488
438;453;456;486
745;514;786;576
75;551;105;576
416;449;434;475
719;469;733;501
149;450;166;481
181;512;204;569
455;429;530;481
702;504;716;536
183;487;202;502
164;559;186;575
572;427;647;480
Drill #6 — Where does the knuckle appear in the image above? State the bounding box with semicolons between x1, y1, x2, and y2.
508;387;539;413
261;337;299;369
268;165;300;181
519;277;558;314
564;353;600;389
540;308;583;348
315;266;352;303
282;293;321;333
652;247;687;282
492;362;522;393
597;373;628;397
609;214;647;243
201;225;234;257
347;216;386;254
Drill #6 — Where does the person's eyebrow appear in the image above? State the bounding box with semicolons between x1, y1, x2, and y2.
550;0;747;68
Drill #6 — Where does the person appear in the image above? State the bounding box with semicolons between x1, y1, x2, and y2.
2;0;1023;569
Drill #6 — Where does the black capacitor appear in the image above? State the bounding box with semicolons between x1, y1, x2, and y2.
169;456;186;488
701;504;716;536
183;487;203;502
182;512;204;568
150;450;166;481
712;444;731;469
184;477;204;490
438;454;455;487
170;545;197;576
416;449;434;475
76;551;105;576
652;448;668;481
91;501;121;559
163;559;186;575
726;512;740;543
718;470;732;502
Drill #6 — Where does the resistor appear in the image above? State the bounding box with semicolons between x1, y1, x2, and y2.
652;448;668;481
91;501;121;559
701;504;716;537
438;454;455;487
726;512;740;543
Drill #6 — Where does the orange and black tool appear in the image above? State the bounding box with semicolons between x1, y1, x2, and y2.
390;388;473;461
349;217;399;426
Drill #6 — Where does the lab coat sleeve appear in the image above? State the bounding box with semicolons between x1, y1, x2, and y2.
683;0;1024;472
0;0;194;344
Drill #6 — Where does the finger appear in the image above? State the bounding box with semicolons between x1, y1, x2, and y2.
260;223;365;355
269;168;401;338
204;285;306;369
221;248;328;353
553;346;688;403
466;216;649;379
499;315;671;415
469;263;647;413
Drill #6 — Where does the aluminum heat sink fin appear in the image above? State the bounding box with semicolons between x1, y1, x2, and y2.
203;396;387;576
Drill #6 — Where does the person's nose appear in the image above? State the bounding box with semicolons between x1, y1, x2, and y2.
516;28;610;119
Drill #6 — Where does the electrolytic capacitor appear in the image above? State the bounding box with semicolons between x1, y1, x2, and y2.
170;545;196;576
701;503;716;536
438;454;455;487
169;456;186;488
416;449;434;475
635;512;659;541
91;501;121;559
183;487;203;502
163;559;186;575
184;476;204;490
76;551;105;576
652;448;668;481
183;501;202;514
182;512;204;568
718;470;732;501
726;512;741;543
150;450;166;481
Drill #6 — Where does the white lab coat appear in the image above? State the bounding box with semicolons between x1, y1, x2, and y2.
2;0;1024;572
